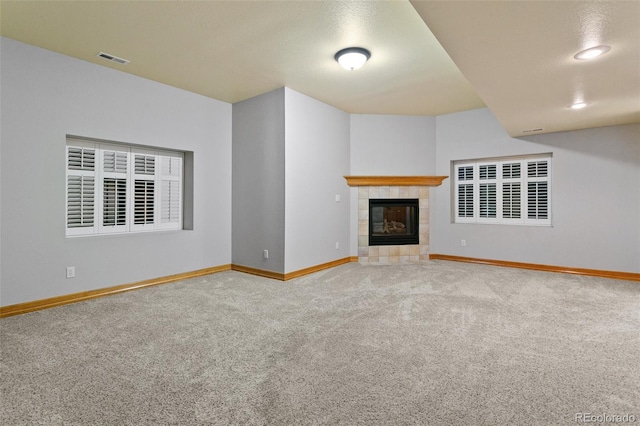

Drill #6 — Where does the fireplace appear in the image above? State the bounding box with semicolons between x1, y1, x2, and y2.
369;199;419;246
344;176;448;264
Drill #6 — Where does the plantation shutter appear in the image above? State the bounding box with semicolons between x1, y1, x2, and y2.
478;164;497;220
502;162;522;219
159;153;182;229
66;143;96;235
100;146;128;233
455;164;474;222
453;154;551;226
526;160;550;223
66;138;185;236
131;151;156;230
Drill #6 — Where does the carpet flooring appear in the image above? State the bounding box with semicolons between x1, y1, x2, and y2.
1;261;639;425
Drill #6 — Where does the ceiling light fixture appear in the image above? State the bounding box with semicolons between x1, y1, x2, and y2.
574;45;610;60
569;101;589;109
335;47;371;71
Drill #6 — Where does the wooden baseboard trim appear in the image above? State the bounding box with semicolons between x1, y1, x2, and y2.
284;257;353;280
0;264;232;318
231;257;355;281
230;264;285;280
429;254;640;282
1;257;361;318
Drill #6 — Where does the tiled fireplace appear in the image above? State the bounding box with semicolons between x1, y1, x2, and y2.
345;176;447;265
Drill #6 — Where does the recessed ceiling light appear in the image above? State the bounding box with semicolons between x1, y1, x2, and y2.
574;45;610;60
569;102;589;109
335;47;371;71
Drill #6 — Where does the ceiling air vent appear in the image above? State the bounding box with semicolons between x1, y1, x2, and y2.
522;128;543;133
97;52;130;65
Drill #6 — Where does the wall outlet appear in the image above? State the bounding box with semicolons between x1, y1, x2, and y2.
461;239;467;247
335;194;341;202
66;266;76;278
335;242;340;250
263;249;269;259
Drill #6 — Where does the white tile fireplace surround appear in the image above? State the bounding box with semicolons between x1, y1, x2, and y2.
345;176;447;265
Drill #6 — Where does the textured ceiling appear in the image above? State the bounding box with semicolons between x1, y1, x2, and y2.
411;0;640;136
0;0;484;117
1;0;639;136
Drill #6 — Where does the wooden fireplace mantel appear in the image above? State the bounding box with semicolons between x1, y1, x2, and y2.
344;176;448;187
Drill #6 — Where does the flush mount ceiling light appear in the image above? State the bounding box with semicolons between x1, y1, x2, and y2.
569;101;589;109
574;45;610;60
335;47;371;71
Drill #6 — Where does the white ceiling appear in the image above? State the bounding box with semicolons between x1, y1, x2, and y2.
412;0;640;136
1;0;638;137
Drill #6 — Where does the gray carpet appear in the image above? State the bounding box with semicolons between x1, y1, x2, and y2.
1;261;639;425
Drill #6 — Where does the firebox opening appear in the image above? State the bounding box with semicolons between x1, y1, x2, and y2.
369;198;419;246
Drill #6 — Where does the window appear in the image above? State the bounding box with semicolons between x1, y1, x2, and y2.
66;138;183;236
453;154;551;225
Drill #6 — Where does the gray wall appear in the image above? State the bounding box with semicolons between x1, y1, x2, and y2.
1;38;232;306
349;114;437;257
350;114;437;175
432;108;640;273
232;89;286;273
2;38;636;309
284;88;350;273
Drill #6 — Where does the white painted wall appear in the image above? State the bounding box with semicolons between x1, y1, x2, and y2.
284;88;350;273
349;114;437;257
432;108;640;273
0;38;232;306
232;89;286;273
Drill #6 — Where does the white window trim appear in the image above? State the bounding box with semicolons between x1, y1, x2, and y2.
453;154;552;226
66;138;184;237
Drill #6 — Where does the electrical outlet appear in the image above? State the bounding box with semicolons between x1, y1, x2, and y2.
335;242;340;250
335;194;341;202
263;249;269;259
66;266;76;278
461;240;467;247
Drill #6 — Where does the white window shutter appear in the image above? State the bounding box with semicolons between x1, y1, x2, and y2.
502;162;521;179
458;184;474;218
134;153;155;175
158;154;182;229
68;146;96;171
99;146;129;233
453;155;551;226
67;175;95;229
103;178;127;226
525;159;551;225
479;183;497;218
103;150;127;173
66;143;97;236
66;139;184;236
455;164;475;222
527;181;549;220
501;162;523;221
478;163;497;221
502;182;522;219
131;151;156;231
